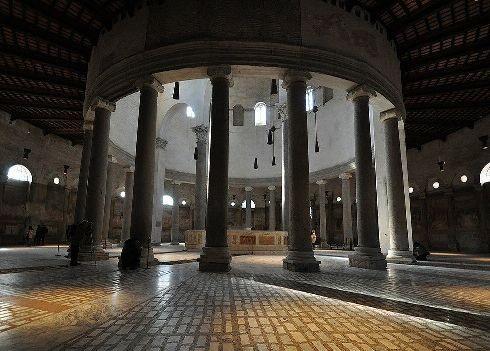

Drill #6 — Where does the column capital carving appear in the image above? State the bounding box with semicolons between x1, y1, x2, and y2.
135;76;164;93
90;97;116;112
108;155;117;164
192;124;209;142
207;65;233;86
244;186;253;192
124;165;135;172
316;180;326;185
268;185;276;191
282;70;312;89
83;120;94;131
339;172;352;180
379;108;402;122
171;180;181;185
156;137;168;150
346;85;377;101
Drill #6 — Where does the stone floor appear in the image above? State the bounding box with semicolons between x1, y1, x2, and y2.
0;247;488;350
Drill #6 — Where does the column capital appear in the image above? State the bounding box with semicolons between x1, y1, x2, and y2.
83;119;94;131
316;179;326;185
346;85;377;101
172;180;181;186
135;76;164;93
282;70;312;89
379;108;402;122
90;97;116;112
156;137;168;150
207;65;233;86
244;186;253;192
339;172;352;180
192;124;209;142
268;185;276;191
108;155;117;164
124;165;135;172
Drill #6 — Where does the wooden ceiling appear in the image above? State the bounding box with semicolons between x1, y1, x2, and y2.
0;0;489;148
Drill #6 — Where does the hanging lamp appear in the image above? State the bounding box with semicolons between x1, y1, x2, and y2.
313;106;320;153
172;82;180;100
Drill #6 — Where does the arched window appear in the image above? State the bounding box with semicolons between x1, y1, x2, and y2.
480;163;490;185
162;195;174;206
241;200;256;209
186;106;196;118
306;87;314;112
254;102;267;126
7;164;32;183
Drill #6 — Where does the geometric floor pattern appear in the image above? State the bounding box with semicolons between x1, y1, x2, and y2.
0;248;488;350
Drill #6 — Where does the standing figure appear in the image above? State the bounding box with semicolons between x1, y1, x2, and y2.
25;226;34;246
310;229;317;248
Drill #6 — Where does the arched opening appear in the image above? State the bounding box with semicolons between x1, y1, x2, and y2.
254;102;267;126
162;195;174;206
241;200;256;209
480;163;490;185
7;164;32;183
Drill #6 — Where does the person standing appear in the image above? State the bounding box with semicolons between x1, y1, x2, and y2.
311;229;317;248
25;226;34;246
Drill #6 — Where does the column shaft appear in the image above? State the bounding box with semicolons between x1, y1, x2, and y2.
151;138;167;245
101;157;115;245
245;187;252;229
340;173;353;248
268;186;276;231
282;71;319;272
170;182;180;245
121;168;134;244
193;125;208;230
74;125;93;223
317;181;327;246
199;66;232;272
381;111;412;262
281;119;290;231
348;86;386;270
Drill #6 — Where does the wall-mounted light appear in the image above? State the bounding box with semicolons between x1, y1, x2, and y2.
336;196;342;202
181;200;187;206
433;181;440;189
53;177;60;185
408;187;414;194
479;135;488;150
120;191;126;198
461;175;468;183
172;82;180;100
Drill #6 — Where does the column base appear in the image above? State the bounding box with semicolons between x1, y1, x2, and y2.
78;245;109;261
119;245;158;269
349;247;387;270
199;246;231;272
386;249;415;264
283;250;320;272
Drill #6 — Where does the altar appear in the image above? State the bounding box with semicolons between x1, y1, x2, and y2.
184;230;288;254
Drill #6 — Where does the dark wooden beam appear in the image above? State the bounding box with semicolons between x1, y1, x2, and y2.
369;0;398;14
0;67;85;90
0;43;87;75
22;0;99;44
403;59;490;82
76;0;114;30
406;101;490;110
0;98;82;111
0;85;84;99
398;11;490;53
0;14;91;57
6;111;82;122
404;79;490;97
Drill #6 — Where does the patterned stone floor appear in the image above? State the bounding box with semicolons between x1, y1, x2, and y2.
0;248;488;350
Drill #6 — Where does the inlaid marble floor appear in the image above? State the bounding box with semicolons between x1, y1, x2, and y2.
0;249;488;350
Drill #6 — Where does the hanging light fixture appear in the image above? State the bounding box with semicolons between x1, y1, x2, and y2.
172;82;180;100
23;148;31;160
479;135;488;150
272;156;276;166
254;157;258;170
270;79;278;96
193;147;199;160
63;165;70;175
437;160;445;172
267;125;276;145
313;106;320;153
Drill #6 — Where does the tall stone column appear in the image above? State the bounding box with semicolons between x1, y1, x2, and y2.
268;186;276;231
245;186;253;229
151;137;167;245
281;117;290;231
101;156;116;246
192;125;209;230
121;166;134;244
170;181;181;245
74;120;93;224
199;65;233;272
347;85;386;270
380;109;413;262
316;180;327;246
121;77;163;267
340;173;354;249
79;97;115;261
282;70;320;272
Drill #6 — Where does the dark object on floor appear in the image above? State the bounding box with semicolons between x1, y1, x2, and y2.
413;241;430;261
120;239;142;269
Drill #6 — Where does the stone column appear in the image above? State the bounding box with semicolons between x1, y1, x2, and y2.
245;186;253;229
101;156;116;246
121;77;163;267
79;97;115;261
316;180;327;246
192;125;209;230
74;120;93;224
340;173;354;249
199;65;233;272
170;181;181;245
282;70;320;272
268;186;276;231
281;117;290;231
151;137;167;245
347;85;386;270
380;109;413;262
121;166;134;244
